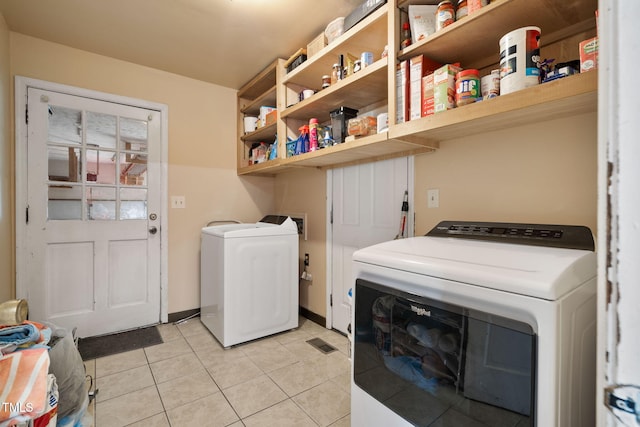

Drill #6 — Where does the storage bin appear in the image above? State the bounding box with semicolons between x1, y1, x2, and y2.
330;107;359;144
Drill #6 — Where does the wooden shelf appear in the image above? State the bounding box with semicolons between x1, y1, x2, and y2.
240;123;277;143
237;59;283;170
282;4;389;90
398;0;598;70
237;0;598;176
237;158;288;176
281;131;436;169
238;59;281;100
281;58;388;122
389;71;597;144
239;85;277;115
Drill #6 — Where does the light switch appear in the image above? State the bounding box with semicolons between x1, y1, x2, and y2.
427;189;439;208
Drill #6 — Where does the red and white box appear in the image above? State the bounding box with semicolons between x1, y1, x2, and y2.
396;60;410;124
422;73;435;117
434;63;462;113
409;55;441;121
579;37;598;73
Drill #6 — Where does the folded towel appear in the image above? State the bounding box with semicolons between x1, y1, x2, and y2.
0;348;50;426
0;322;51;354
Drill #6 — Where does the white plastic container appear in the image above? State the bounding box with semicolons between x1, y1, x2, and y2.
499;26;541;95
243;116;258;133
325;17;345;44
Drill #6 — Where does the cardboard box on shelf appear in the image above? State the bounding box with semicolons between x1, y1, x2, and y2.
396;60;410;124
410;55;441;120
579;37;598;72
422;73;435;117
307;32;327;58
265;110;277;126
468;0;484;14
434;64;462;113
259;106;276;126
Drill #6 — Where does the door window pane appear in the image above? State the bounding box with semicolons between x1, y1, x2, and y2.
119;153;147;186
86;112;117;150
86;149;116;185
48;146;80;182
87;186;116;220
120;117;148;153
48;106;81;145
120;188;147;220
48;185;82;220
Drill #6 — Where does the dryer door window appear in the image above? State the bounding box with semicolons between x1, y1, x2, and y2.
353;278;536;427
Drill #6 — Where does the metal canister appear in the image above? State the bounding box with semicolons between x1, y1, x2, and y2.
436;0;456;31
456;0;468;20
0;299;28;325
361;52;374;67
322;75;331;89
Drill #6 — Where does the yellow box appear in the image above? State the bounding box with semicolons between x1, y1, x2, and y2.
307;32;327;58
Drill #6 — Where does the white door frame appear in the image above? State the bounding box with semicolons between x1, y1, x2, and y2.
325;157;415;329
14;76;169;324
597;2;640;425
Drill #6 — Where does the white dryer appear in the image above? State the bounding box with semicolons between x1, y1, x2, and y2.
200;216;299;347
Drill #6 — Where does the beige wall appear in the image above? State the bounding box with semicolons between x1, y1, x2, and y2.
414;112;598;235
0;14;13;301
274;168;327;317
9;33;275;314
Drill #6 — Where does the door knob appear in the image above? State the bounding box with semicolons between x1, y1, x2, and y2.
149;226;158;235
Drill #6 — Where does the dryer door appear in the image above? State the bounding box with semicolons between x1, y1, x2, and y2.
353;278;536;427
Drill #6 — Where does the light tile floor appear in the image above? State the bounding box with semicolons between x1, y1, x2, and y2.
84;317;351;427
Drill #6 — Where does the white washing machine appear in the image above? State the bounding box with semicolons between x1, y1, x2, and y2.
200;216;299;347
351;221;597;427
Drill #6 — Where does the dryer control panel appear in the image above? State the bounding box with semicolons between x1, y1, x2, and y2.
427;221;595;251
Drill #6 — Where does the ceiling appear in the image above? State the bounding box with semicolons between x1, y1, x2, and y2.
0;0;364;90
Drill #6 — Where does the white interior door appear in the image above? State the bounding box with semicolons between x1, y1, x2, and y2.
329;157;411;334
22;87;162;337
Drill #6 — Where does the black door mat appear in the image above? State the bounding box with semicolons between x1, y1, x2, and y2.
78;325;163;360
306;337;337;354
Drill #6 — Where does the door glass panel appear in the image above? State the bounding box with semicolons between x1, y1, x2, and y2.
120;188;147;220
86;112;117;149
48;185;82;220
119;153;147;186
45;107;150;222
120;117;148;153
48;106;81;145
48;146;80;183
87;186;116;220
86;149;116;185
354;279;535;427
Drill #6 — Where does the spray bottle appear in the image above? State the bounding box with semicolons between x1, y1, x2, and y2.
295;125;309;155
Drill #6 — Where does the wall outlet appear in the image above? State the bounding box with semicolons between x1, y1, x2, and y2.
427;189;439;208
171;196;186;209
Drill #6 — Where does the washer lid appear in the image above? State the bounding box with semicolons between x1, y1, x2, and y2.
353;236;596;301
201;216;298;238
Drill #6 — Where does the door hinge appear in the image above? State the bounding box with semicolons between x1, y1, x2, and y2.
25;104;28;125
330;294;333;307
330;208;333;225
25;205;29;224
